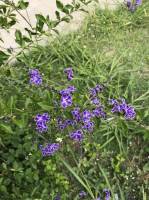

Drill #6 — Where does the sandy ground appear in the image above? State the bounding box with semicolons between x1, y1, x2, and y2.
0;0;123;51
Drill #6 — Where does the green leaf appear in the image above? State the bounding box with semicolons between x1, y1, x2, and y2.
25;28;37;36
0;5;7;14
62;7;70;14
9;96;14;114
56;0;64;11
79;8;88;13
55;11;61;21
17;0;29;10
143;163;149;173
52;28;59;35
0;37;4;43
61;16;71;23
23;36;31;43
35;14;46;23
0;51;9;65
65;4;74;10
0;124;13;134
15;29;24;46
37;102;52;110
35;14;46;32
134;91;149;102
25;98;32;109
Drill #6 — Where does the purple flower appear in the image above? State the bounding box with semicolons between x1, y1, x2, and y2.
59;86;75;96
93;107;106;119
125;0;141;12
57;117;65;130
71;107;81;122
79;191;87;198
96;197;101;200
67;85;76;93
57;117;63;125
35;113;50;123
64;119;75;126
119;98;128;111
64;67;73;81
82;110;95;132
61;94;72;108
108;99;118;105
89;84;103;97
82;121;94;132
135;0;142;6
124;105;136;120
95;84;103;92
59;89;69;96
36;122;48;133
111;102;122;113
90;88;97;97
109;98;123;113
57;118;75;130
29;69;42;85
91;97;100;105
59;86;76;109
34;113;50;133
40;143;60;156
59;124;66;130
126;0;132;8
103;189;111;200
69;130;83;142
82;110;92;123
129;5;136;12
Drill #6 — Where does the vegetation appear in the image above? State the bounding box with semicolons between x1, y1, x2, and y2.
0;0;149;199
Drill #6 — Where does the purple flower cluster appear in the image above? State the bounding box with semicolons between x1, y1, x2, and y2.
69;129;83;142
125;0;142;12
93;106;106;119
59;86;76;108
82;110;94;132
71;107;81;122
90;85;103;105
65;119;75;126
82;121;94;132
90;85;103;97
64;68;73;81
40;143;60;156
79;189;110;200
31;66;137;159
57;117;65;130
57;117;75;130
109;98;136;120
34;113;50;133
29;69;42;85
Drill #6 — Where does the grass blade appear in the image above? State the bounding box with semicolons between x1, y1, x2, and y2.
60;158;95;199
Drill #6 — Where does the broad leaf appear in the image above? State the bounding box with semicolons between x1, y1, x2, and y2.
0;51;9;65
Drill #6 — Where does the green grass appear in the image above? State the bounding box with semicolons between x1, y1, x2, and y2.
0;1;149;200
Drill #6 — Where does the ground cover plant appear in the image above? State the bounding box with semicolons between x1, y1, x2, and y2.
0;1;149;200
